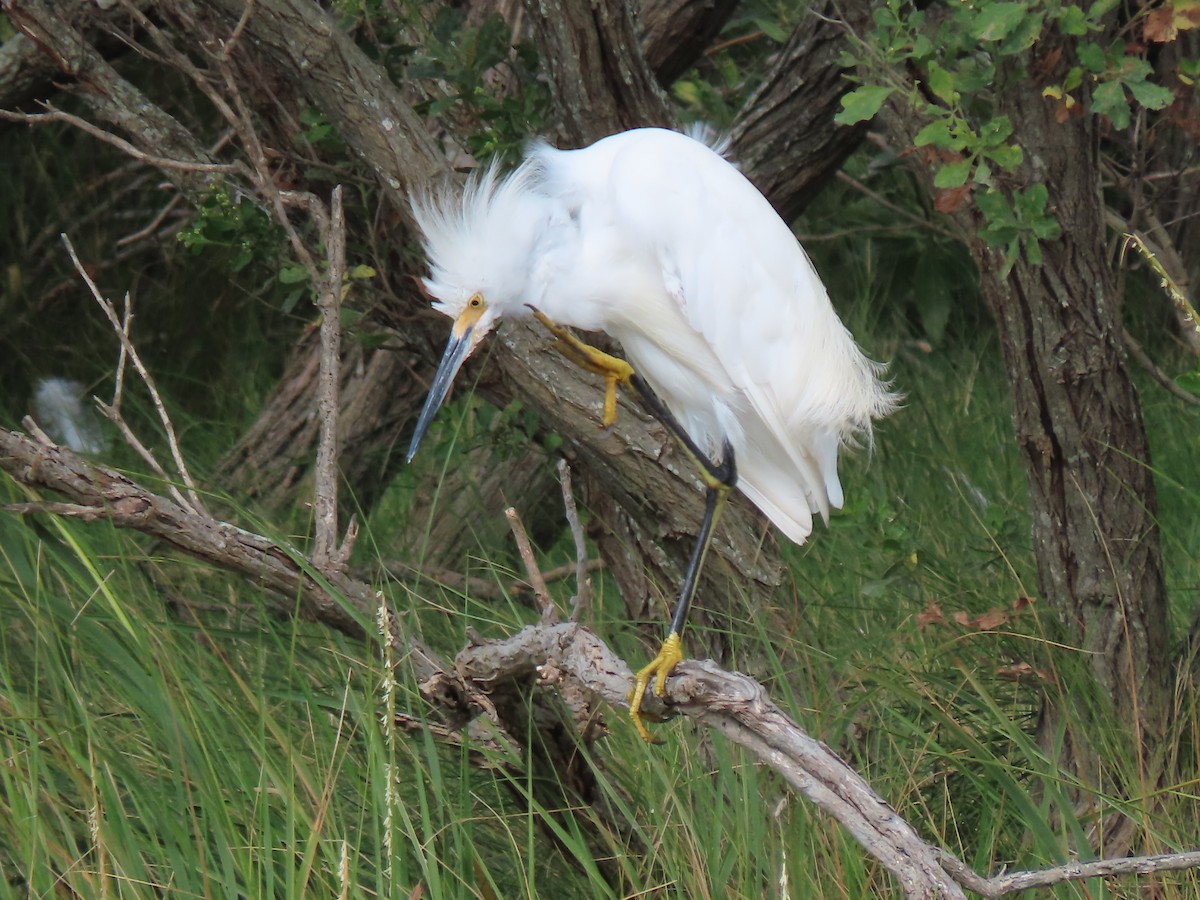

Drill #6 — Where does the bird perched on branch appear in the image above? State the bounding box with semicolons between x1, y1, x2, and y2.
406;127;896;741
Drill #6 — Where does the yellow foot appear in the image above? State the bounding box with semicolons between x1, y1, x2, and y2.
627;632;685;743
529;307;634;428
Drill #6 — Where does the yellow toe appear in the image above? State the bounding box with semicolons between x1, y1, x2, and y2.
627;632;684;743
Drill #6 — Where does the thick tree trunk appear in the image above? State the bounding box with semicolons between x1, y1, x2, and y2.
987;60;1170;781
878;39;1173;829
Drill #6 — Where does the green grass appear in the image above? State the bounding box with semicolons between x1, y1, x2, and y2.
4;300;1198;898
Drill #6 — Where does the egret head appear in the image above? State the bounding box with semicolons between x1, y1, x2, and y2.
406;162;552;461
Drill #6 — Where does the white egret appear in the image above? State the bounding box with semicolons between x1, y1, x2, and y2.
407;127;896;741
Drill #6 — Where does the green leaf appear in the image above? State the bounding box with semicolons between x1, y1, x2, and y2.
1059;4;1089;35
1126;77;1174;111
1091;79;1131;128
1016;182;1049;215
980;115;1014;145
1077;41;1106;72
927;61;959;104
754;17;788;43
914;118;953;147
357;331;392;350
1175;369;1200;396
970;2;1028;41
347;264;377;280
281;287;305;314
934;159;974;188
976;190;1020;246
1032;216;1062;240
983;143;1024;170
278;265;309;285
835;85;894;125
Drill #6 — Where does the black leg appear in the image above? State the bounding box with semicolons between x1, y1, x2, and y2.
627;433;735;742
627;374;737;491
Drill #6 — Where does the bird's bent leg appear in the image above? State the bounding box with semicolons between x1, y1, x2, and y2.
628;440;735;743
627;375;738;490
528;308;634;428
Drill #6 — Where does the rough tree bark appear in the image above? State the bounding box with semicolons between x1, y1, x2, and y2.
639;0;738;87
978;56;1171;795
522;0;673;145
727;0;873;222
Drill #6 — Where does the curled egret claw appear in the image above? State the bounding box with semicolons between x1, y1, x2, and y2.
628;631;684;743
528;307;635;429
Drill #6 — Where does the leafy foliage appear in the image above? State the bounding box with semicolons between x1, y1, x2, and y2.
178;186;283;273
836;0;1197;272
405;8;550;160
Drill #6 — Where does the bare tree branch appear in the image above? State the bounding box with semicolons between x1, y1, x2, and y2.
639;0;738;86
312;186;346;568
504;506;556;623
557;458;592;619
0;107;239;174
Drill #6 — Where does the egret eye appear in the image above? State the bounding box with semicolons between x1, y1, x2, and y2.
468;294;483;308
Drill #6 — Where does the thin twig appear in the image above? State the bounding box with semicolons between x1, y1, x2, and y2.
1122;328;1200;408
1120;226;1199;350
835;169;959;241
111;292;132;412
504;507;556;623
379;559;604;602
116;194;185;247
61;234;207;516
216;61;323;281
21;416;54;447
0;108;237;174
219;0;256;58
335;515;359;569
93;398;187;507
556;459;592;620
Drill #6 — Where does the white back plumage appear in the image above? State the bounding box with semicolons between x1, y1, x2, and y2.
413;128;897;544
